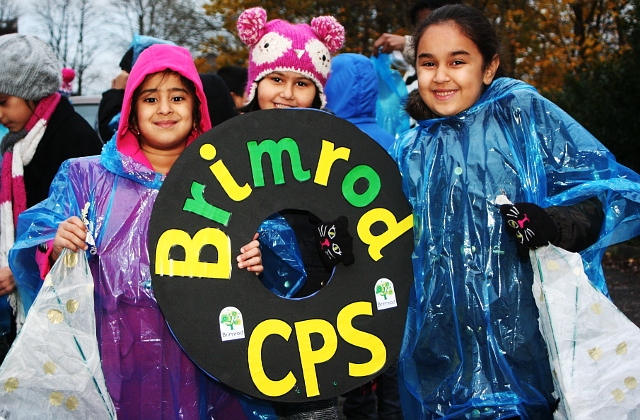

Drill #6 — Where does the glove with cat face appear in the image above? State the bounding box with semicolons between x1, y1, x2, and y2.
500;202;558;257
314;216;355;269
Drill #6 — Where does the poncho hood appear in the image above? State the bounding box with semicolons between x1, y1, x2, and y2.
116;44;211;169
325;53;378;122
325;53;396;150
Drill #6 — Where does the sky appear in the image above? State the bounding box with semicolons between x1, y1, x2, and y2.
17;1;133;96
14;0;213;96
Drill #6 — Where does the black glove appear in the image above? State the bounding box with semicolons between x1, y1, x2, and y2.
314;216;355;269
500;202;558;257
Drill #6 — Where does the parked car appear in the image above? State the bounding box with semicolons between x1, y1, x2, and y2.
70;95;102;140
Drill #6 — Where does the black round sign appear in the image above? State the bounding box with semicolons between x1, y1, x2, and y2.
148;109;414;402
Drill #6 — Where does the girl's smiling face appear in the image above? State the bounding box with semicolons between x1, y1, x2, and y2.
416;22;499;117
135;72;195;153
257;71;318;110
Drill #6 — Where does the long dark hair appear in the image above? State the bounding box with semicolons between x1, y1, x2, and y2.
405;4;502;120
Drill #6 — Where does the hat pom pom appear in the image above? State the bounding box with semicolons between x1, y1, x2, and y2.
311;16;345;53
62;67;76;83
237;7;267;46
59;67;75;97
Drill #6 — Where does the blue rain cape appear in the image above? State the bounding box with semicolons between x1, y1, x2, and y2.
371;53;411;140
257;214;307;298
390;77;640;419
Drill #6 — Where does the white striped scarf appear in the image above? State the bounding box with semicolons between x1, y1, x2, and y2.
0;93;60;327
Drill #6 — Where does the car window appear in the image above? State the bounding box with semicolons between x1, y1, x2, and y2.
70;95;101;140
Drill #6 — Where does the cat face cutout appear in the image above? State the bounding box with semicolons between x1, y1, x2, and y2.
504;206;535;244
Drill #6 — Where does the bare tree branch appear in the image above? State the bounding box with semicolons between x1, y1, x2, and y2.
109;0;223;55
0;0;19;23
31;0;104;95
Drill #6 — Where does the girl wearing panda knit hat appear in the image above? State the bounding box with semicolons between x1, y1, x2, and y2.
0;34;102;364
237;7;351;420
238;7;349;299
238;6;344;112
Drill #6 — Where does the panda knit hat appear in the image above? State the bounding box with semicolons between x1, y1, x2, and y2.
237;7;345;108
0;34;61;101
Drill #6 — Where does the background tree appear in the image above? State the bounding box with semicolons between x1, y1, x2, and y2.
473;0;634;95
202;0;412;69
551;0;640;173
109;0;223;57
0;0;19;34
31;0;101;95
26;0;224;95
70;0;101;95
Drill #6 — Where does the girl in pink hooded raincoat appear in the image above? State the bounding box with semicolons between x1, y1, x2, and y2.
10;44;263;419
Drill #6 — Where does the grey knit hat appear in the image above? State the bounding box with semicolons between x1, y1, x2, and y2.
0;34;61;101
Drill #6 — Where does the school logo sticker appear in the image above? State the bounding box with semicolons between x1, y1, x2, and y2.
375;278;397;310
219;307;245;341
148;109;414;402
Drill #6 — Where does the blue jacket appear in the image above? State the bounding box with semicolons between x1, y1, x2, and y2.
325;53;396;151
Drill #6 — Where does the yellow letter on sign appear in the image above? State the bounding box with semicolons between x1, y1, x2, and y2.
357;209;413;261
336;302;386;377
314;139;350;186
155;228;231;278
294;319;338;397
248;319;296;397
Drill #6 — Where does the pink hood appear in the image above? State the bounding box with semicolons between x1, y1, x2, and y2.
116;44;211;169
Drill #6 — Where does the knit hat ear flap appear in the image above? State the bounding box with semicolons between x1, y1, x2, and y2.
310;16;345;53
237;7;268;47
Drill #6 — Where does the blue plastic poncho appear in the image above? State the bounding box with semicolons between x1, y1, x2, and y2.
257;214;307;298
371;53;411;140
325;53;397;151
390;78;640;419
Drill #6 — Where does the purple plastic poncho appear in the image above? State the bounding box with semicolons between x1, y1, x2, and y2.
390;78;640;419
8;45;251;419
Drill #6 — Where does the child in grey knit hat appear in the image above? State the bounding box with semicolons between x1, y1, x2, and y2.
0;34;61;103
0;33;102;366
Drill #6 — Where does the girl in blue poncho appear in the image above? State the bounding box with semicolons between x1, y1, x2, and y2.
392;4;640;419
